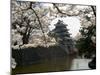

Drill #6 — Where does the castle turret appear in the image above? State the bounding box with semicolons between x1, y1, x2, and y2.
51;20;76;54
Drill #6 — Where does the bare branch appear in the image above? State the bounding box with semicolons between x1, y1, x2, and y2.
52;3;78;16
53;3;67;14
30;2;47;46
91;6;96;17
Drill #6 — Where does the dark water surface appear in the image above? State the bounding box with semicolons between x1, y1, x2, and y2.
12;56;74;75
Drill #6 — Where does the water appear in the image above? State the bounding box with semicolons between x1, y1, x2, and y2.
71;59;91;70
12;57;91;75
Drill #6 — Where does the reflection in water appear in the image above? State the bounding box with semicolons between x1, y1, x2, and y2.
12;57;91;75
71;59;91;70
12;55;75;75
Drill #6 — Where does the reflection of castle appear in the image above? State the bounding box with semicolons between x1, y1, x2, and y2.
51;20;76;54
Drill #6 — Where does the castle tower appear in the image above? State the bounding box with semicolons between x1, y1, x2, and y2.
52;20;76;54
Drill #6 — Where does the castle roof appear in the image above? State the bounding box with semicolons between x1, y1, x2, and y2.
54;20;68;27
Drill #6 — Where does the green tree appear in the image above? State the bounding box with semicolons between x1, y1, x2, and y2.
76;6;96;58
76;25;96;58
